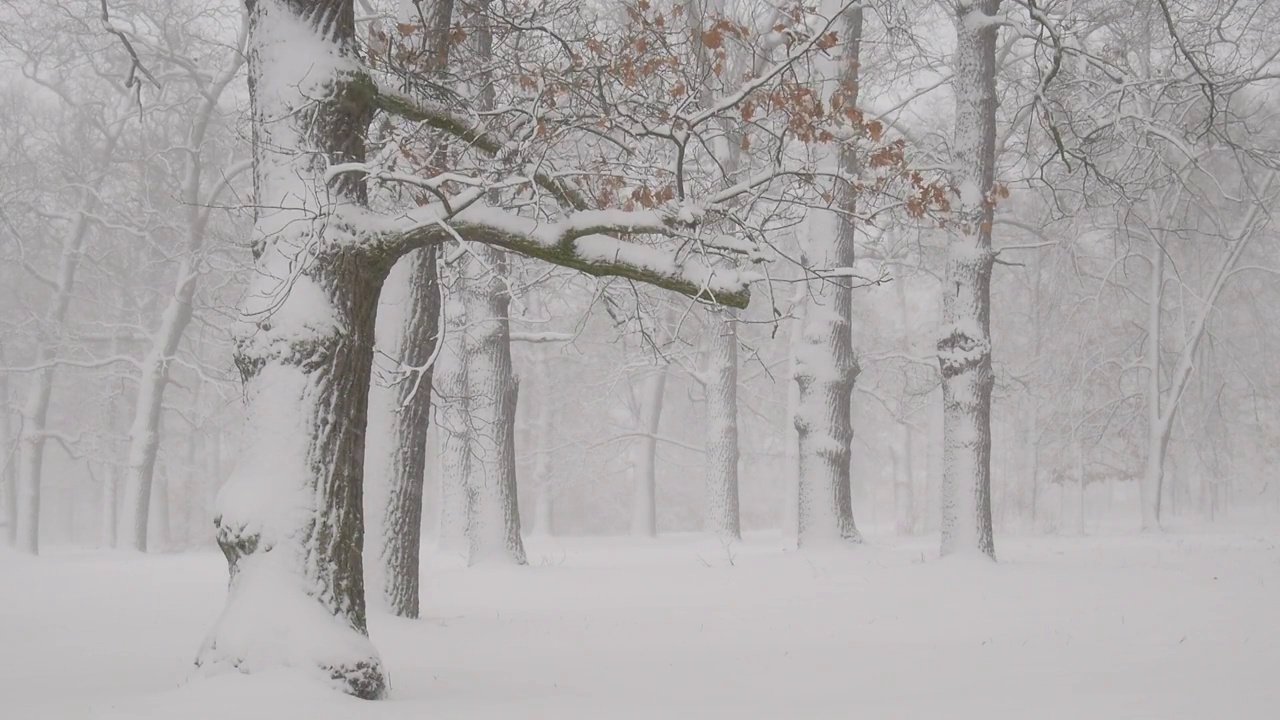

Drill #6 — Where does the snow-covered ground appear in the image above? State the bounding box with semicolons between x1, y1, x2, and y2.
3;529;1278;719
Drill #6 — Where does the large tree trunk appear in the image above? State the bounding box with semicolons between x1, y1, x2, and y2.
792;1;863;547
629;367;668;537
458;246;526;565
687;0;742;544
704;310;741;542
937;0;999;559
379;247;440;617
195;0;387;698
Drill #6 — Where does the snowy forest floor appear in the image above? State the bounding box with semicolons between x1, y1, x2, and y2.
3;529;1278;719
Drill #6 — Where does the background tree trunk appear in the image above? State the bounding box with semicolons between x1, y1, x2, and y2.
937;0;999;559
0;346;14;547
459;246;525;565
380;247;440;617
704;310;741;542
1141;242;1166;530
630;367;668;538
792;0;863;547
435;278;471;560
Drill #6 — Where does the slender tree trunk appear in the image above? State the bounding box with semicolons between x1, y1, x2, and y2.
0;349;14;547
380;248;440;617
149;472;170;551
704;310;741;542
435;280;471;559
893;280;915;535
1137;176;1270;530
630;367;668;538
1027;254;1042;529
528;338;556;538
781;288;804;547
1141;242;1166;531
891;427;915;535
937;0;1000;559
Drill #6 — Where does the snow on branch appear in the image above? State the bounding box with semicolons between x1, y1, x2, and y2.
376;201;754;309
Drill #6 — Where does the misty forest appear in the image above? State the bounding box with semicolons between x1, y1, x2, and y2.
2;0;1279;717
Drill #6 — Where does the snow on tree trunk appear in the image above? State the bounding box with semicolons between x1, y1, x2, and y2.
379;247;440;617
459;246;525;565
704;309;741;542
792;1;863;548
686;0;741;544
937;0;999;559
435;278;471;561
630;367;668;538
194;0;386;698
791;224;860;546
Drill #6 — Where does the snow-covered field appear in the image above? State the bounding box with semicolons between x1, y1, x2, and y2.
3;529;1278;719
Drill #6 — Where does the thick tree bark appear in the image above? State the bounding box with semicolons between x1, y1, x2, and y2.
378;0;453;620
792;1;862;547
937;0;999;559
195;0;388;698
379;248;440;617
704;310;741;542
